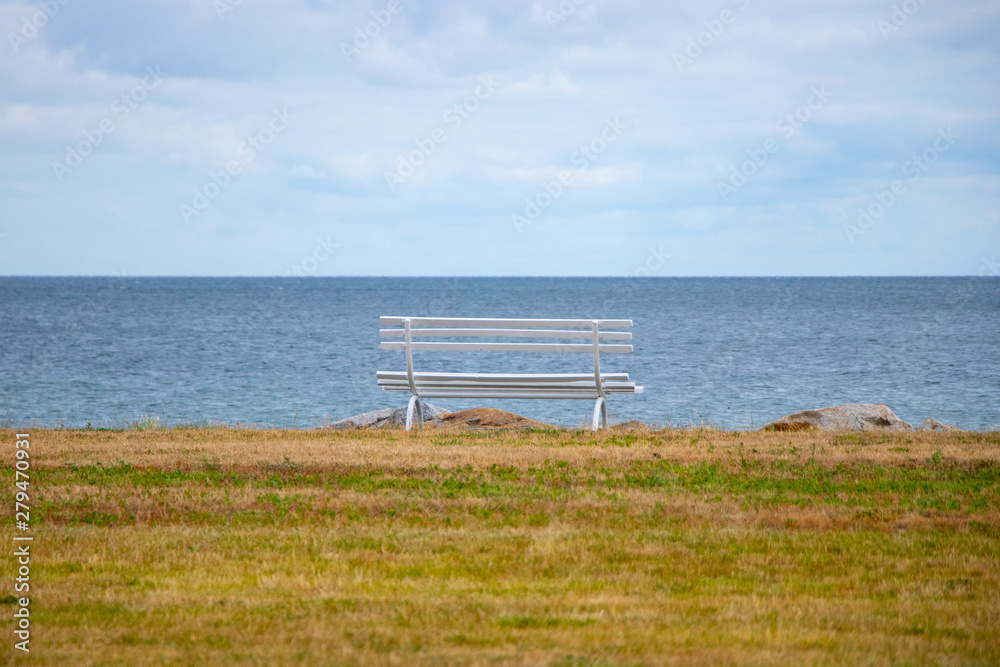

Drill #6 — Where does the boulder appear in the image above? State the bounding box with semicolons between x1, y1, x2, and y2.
326;403;450;429
439;408;551;429
762;403;912;432
915;419;962;432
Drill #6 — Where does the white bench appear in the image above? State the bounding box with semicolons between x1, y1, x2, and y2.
377;317;643;430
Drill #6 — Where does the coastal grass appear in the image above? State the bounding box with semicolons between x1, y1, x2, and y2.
2;427;999;665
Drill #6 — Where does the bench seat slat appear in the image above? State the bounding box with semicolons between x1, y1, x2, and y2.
378;376;634;386
378;381;638;392
381;342;633;353
380;317;632;328
383;389;642;399
391;390;617;399
380;328;632;341
377;371;630;382
381;389;641;397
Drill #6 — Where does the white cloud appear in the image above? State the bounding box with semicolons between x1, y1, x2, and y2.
505;70;580;97
0;0;997;275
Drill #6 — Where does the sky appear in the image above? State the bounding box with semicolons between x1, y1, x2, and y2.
0;0;998;277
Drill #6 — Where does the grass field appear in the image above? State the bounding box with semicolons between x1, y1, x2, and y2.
2;426;999;665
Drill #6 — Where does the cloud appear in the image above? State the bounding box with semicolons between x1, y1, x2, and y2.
0;0;997;275
505;70;580;97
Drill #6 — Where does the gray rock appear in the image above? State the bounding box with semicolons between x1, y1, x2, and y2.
325;403;450;429
915;418;962;432
762;403;912;432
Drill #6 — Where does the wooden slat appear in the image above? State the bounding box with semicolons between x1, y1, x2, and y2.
380;317;632;328
381;389;644;399
379;328;632;341
378;380;637;391
377;375;633;385
381;388;640;396
394;390;605;399
380;388;643;397
380;342;633;353
377;371;630;382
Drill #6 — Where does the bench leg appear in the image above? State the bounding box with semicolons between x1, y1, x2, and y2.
406;395;424;431
592;396;608;431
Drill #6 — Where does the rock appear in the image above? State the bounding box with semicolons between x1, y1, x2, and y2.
762;403;912;432
915;419;962;432
326;403;450;429
439;408;552;429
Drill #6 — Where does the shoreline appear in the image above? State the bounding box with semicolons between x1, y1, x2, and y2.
10;403;989;433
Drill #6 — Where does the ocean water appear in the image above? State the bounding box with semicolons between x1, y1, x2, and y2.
1;277;998;430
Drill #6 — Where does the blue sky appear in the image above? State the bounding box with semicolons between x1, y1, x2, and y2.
1;0;998;276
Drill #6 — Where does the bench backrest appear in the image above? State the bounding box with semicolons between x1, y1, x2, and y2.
379;317;634;397
379;317;634;353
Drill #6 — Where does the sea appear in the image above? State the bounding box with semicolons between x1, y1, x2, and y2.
1;277;998;430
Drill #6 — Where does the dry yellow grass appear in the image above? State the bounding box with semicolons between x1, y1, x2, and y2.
2;426;998;665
